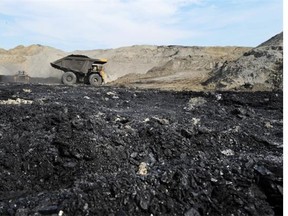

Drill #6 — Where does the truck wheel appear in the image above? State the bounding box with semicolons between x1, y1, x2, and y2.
89;74;103;86
62;72;77;85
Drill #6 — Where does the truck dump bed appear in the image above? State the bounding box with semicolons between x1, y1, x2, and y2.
51;54;107;74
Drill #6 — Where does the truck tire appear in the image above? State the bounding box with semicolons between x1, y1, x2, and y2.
89;73;103;86
62;72;77;85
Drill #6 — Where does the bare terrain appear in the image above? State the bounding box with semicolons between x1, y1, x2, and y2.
0;45;250;91
0;32;283;215
0;32;282;91
202;32;283;91
0;83;283;215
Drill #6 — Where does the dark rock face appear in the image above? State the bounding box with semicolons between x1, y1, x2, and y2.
202;32;283;91
0;83;283;215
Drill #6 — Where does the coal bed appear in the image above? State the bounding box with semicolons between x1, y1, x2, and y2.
0;83;283;215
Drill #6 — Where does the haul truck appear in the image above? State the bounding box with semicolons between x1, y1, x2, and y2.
51;54;107;86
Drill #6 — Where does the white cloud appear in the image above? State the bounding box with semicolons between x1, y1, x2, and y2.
0;0;283;50
0;0;203;50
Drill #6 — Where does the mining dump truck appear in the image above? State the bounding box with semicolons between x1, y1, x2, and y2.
51;54;107;86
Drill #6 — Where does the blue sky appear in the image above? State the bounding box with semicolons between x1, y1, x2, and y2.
0;0;283;51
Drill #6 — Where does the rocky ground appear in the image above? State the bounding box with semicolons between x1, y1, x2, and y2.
202;32;283;91
0;83;283;215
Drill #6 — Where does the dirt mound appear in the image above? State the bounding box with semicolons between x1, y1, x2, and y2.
0;45;66;78
111;46;250;91
258;32;283;47
8;45;44;56
0;66;10;76
202;32;283;91
0;83;283;215
0;45;250;89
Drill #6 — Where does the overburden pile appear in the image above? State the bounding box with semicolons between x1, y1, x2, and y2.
202;32;283;91
0;83;283;215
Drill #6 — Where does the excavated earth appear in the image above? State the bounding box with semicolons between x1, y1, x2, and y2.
0;83;283;216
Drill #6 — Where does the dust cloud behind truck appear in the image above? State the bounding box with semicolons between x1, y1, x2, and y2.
50;54;107;86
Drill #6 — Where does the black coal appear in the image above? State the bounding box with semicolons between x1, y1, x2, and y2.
0;83;283;215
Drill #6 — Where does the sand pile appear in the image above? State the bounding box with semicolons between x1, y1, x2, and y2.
0;45;65;78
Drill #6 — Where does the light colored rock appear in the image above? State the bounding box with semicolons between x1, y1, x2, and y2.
138;162;148;176
221;149;235;156
191;118;200;125
151;116;169;125
264;122;273;128
23;88;32;93
0;98;33;105
185;97;207;111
